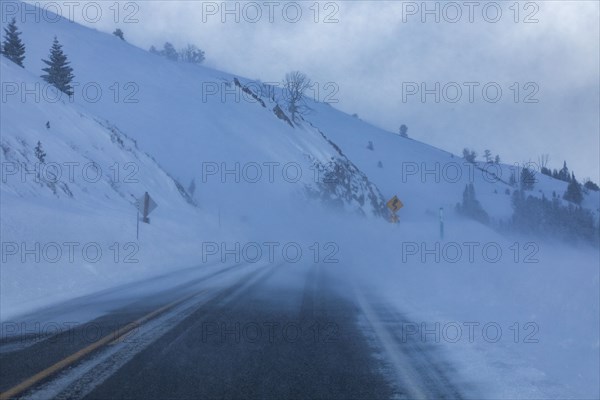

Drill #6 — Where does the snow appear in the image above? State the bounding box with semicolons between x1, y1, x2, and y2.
1;2;599;398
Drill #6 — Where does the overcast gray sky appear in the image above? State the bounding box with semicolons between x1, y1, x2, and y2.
34;0;600;182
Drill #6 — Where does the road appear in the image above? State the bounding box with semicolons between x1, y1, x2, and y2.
0;262;466;399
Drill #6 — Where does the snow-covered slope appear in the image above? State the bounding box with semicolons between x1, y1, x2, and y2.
6;1;598;226
5;7;388;222
306;101;600;223
0;57;216;317
1;60;194;208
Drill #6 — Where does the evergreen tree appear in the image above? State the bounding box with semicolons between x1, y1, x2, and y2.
34;141;46;163
494;155;500;164
377;161;383;168
456;183;489;224
188;178;196;197
510;189;596;243
483;149;492;163
161;42;178;61
541;166;552;176
520;167;535;191
557;161;569;182
584;180;599;192
367;141;374;151
113;28;125;40
1;18;26;67
564;179;583;205
399;124;408;138
509;171;517;187
41;37;75;96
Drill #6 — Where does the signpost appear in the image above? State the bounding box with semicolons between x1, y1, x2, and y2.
134;192;158;239
386;195;403;223
439;207;444;240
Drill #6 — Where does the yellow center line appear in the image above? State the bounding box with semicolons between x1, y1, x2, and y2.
0;289;206;400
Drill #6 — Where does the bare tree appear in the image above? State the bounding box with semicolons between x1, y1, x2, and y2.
462;148;477;163
283;71;311;123
538;154;549;169
179;44;205;65
538;154;551;176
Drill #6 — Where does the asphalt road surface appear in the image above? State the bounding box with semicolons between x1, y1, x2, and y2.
1;262;467;399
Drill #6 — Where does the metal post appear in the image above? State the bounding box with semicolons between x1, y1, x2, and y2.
143;192;150;223
439;207;444;240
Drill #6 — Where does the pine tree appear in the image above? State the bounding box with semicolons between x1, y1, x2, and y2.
510;188;596;243
541;166;552;176
113;28;125;40
399;124;408;138
509;171;517;187
34;141;46;163
483;149;492;163
41;37;75;96
583;180;599;192
1;18;26;67
188;178;196;196
367;141;374;151
161;42;178;61
456;183;489;224
520;167;535;191
564;179;583;205
558;161;569;182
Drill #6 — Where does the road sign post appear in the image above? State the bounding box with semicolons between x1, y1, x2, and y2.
386;195;403;224
134;192;158;238
439;207;444;240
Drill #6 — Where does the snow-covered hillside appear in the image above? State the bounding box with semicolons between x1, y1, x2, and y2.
0;57;215;316
5;1;598;227
1;2;599;399
3;7;389;222
306;101;600;224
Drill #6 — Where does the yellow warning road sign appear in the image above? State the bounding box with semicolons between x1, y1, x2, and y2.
386;196;404;213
